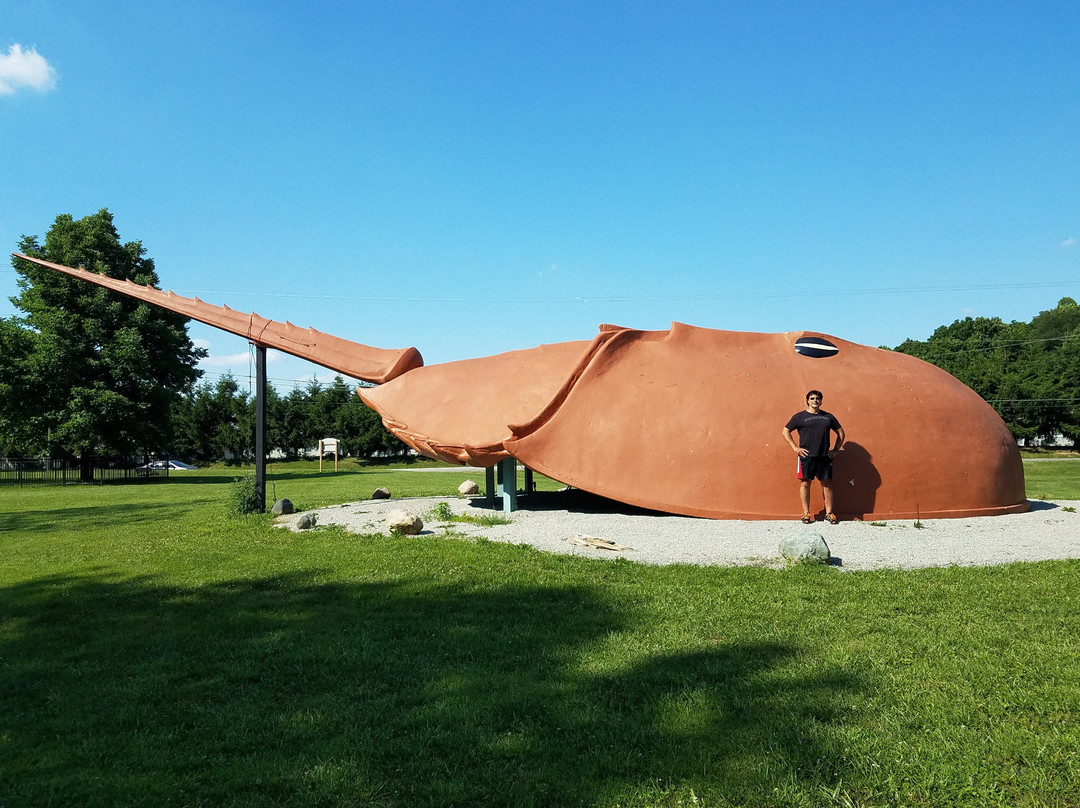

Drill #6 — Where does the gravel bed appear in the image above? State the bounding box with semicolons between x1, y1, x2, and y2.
277;495;1080;571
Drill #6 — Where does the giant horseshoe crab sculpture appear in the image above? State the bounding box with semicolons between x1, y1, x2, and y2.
15;253;1028;520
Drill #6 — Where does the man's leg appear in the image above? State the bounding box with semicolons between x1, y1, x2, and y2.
799;480;812;514
821;480;835;515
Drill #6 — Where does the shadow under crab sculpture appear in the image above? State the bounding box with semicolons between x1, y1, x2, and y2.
15;253;1028;521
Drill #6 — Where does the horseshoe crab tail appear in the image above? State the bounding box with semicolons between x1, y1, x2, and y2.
12;253;424;384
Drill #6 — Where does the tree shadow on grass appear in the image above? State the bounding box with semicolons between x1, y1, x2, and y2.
125;461;471;487
0;500;219;536
165;469;393;485
149;473;238;486
161;470;327;485
0;571;862;806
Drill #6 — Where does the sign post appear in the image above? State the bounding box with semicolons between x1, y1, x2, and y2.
319;438;339;472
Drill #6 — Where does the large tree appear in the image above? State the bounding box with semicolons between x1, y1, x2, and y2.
0;317;38;455
4;209;205;469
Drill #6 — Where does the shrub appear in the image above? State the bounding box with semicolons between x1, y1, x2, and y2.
228;474;262;515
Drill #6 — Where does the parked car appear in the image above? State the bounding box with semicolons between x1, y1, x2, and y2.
137;460;200;471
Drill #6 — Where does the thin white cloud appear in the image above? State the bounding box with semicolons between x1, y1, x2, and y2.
1063;237;1076;248
199;351;281;368
0;44;58;95
199;352;252;368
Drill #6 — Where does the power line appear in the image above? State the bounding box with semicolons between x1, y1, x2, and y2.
196;366;357;391
915;333;1080;358
164;279;1078;304
5;265;1077;303
988;398;1080;404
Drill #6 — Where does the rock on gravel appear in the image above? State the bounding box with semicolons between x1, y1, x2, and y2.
386;508;423;535
779;531;831;563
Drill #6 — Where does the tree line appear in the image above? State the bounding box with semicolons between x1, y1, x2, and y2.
894;297;1080;445
172;374;406;463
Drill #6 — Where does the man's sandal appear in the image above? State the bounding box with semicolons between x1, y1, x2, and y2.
800;513;813;524
826;513;839;525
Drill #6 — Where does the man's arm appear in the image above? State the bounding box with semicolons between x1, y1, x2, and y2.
782;426;808;457
828;426;846;456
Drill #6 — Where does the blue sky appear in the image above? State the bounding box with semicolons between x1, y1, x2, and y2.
2;1;1078;393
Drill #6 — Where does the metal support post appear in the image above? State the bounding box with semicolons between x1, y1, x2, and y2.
255;344;267;513
485;465;496;509
496;457;518;512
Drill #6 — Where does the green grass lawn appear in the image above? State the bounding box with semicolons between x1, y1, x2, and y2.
1022;457;1080;502
1;460;1079;807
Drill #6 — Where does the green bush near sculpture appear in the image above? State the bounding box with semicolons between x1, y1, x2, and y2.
227;473;263;515
429;499;512;527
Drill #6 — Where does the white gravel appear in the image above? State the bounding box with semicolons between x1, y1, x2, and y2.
278;495;1080;571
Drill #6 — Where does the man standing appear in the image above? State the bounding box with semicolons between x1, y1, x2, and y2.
782;390;846;524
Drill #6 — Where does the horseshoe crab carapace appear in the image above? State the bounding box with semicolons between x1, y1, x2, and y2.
13;253;1029;521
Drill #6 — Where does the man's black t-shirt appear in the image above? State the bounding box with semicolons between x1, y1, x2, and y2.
784;410;842;457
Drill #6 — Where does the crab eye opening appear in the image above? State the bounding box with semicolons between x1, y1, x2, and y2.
794;337;839;359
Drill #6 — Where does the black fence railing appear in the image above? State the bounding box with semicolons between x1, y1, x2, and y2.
0;456;171;487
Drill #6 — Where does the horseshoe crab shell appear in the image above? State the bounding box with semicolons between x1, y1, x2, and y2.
361;322;1027;520
15;253;1028;521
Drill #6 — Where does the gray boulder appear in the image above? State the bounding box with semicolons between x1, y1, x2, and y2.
297;512;318;530
271;498;294;515
386;508;423;535
779;531;830;563
372;487;391;499
458;479;480;495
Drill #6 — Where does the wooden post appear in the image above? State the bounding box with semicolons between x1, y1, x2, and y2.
319;438;339;471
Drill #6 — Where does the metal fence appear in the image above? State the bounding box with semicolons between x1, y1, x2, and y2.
0;456;170;487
